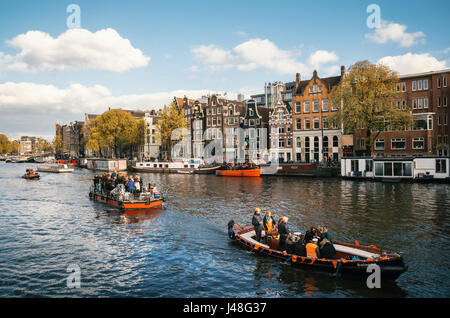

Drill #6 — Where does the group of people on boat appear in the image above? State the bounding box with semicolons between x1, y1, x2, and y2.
221;161;258;171
252;208;337;259
23;168;39;179
92;172;160;199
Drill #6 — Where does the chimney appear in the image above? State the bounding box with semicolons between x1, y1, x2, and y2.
313;70;318;78
341;65;346;76
296;72;301;86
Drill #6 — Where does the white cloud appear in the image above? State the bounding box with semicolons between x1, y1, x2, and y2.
190;38;339;76
365;20;425;47
0;28;150;72
377;53;447;74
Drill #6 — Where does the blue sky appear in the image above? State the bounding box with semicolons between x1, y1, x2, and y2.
0;0;449;138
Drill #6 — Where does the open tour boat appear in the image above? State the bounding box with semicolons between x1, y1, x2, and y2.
37;164;74;173
228;223;407;280
89;184;164;211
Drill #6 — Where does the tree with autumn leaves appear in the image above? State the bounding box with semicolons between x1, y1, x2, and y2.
329;60;412;155
85;109;147;158
156;102;187;160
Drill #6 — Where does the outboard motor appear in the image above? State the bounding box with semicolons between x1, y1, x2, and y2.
227;220;235;239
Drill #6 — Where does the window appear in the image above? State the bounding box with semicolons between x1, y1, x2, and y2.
403;163;412;176
438;115;441;126
402;100;406;110
296;137;301;148
332;103;338;111
212;117;217;126
249;109;254;116
351;160;359;172
212;108;216;115
375;138;385;150
438;96;441;107
305;118;310;130
207;109;211;115
313;100;319;112
384;162;393;176
401;82;406;92
295;102;301;113
333;136;338;147
418;80;422;91
437;77;441;88
313;118;320;129
278;112;284;120
391;138;406;150
217;107;222;114
207;118;211;126
279;139;285;148
279;127;285;134
322;117;328;129
412;81;417;91
444;114;448;126
444;96;448;107
418;98;423;109
217;117;221;125
304;101;310;113
396;83;401;92
436;159;447;173
375;163;383;176
424;79;428;90
322;99;329;112
413;137;424;149
413;99;417;109
444;77;447;87
249;119;255;126
296;118;302;130
424;98;428;109
365;159;373;172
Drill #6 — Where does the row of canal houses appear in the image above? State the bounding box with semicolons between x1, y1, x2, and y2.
174;67;346;163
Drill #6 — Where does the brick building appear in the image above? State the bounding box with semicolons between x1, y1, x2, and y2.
269;99;293;162
292;68;345;163
364;69;450;157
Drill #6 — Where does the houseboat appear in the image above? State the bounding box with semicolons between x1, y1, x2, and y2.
37;164;74;173
228;222;407;281
56;159;78;166
86;158;127;172
132;159;202;173
341;157;450;183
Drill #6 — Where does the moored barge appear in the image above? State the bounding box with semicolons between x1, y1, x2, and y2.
216;168;262;177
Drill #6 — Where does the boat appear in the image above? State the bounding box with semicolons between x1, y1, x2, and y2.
89;186;164;211
56;159;78;166
194;165;221;174
341;156;450;183
228;223;407;281
22;173;40;180
37;164;74;173
5;159;12;163
216;168;262;177
177;170;194;174
132;159;202;173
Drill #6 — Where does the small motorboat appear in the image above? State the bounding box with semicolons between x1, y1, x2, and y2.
22;173;40;180
216;169;262;177
228;223;407;281
22;169;40;180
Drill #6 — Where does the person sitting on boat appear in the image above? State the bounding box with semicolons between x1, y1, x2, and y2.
285;234;297;254
318;238;337;259
294;234;307;257
278;217;291;252
318;226;333;244
252;208;263;242
305;237;320;259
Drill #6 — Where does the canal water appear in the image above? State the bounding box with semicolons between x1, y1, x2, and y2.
0;162;449;298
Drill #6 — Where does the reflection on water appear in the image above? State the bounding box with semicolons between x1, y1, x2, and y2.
0;162;449;297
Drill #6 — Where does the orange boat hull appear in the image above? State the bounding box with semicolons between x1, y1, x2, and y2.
216;169;261;177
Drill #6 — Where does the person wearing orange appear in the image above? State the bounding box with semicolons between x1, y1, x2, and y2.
306;237;320;258
263;210;276;233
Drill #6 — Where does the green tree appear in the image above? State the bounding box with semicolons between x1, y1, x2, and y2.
329;60;412;155
86;109;146;158
36;139;52;154
156;102;187;159
52;135;63;156
0;134;12;154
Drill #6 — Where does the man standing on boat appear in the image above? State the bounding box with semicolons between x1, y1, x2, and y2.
278;217;291;252
252;208;263;242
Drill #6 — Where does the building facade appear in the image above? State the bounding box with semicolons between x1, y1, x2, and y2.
269;99;293;162
292;69;344;163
